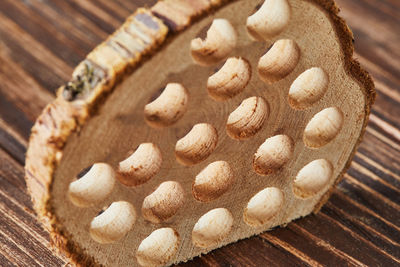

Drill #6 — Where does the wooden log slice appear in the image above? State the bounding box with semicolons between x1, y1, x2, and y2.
25;0;375;266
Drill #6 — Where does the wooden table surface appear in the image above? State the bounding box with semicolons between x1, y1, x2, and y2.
0;0;399;266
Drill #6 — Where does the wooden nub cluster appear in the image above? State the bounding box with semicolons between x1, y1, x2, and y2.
65;0;346;266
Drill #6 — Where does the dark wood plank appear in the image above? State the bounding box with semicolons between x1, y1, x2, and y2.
0;91;34;141
0;127;26;165
63;0;123;34
29;0;109;44
262;225;356;266
0;250;17;267
180;236;312;267
328;190;400;245
0;48;53;119
0;149;65;266
0;0;86;66
321;204;400;259
0;0;398;266
339;174;400;228
293;213;399;266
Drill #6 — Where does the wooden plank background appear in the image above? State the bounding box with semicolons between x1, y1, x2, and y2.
0;0;399;266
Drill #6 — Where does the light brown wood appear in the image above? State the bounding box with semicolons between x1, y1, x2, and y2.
303;107;344;148
244;187;284;227
192;161;235;202
117;143;163;187
288;67;329;109
191;18;237;66
89;201;136;244
142;181;185;223
68;163;116;207
258;39;300;84
192;208;234;248
136;228;180;267
293;159;333;198
253;134;295;175
207;57;251;101
144;83;189;128
175;123;219;166
247;0;291;40
226;96;269;140
24;0;375;266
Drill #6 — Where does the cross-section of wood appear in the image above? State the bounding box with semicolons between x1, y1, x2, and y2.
142;181;185;223
190;19;237;66
24;0;375;266
117;143;163;186
144;83;189;127
89;201;136;244
207;57;251;101
68;163;116;207
258;39;300;84
192;161;235;202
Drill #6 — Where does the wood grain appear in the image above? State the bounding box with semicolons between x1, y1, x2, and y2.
0;0;398;266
